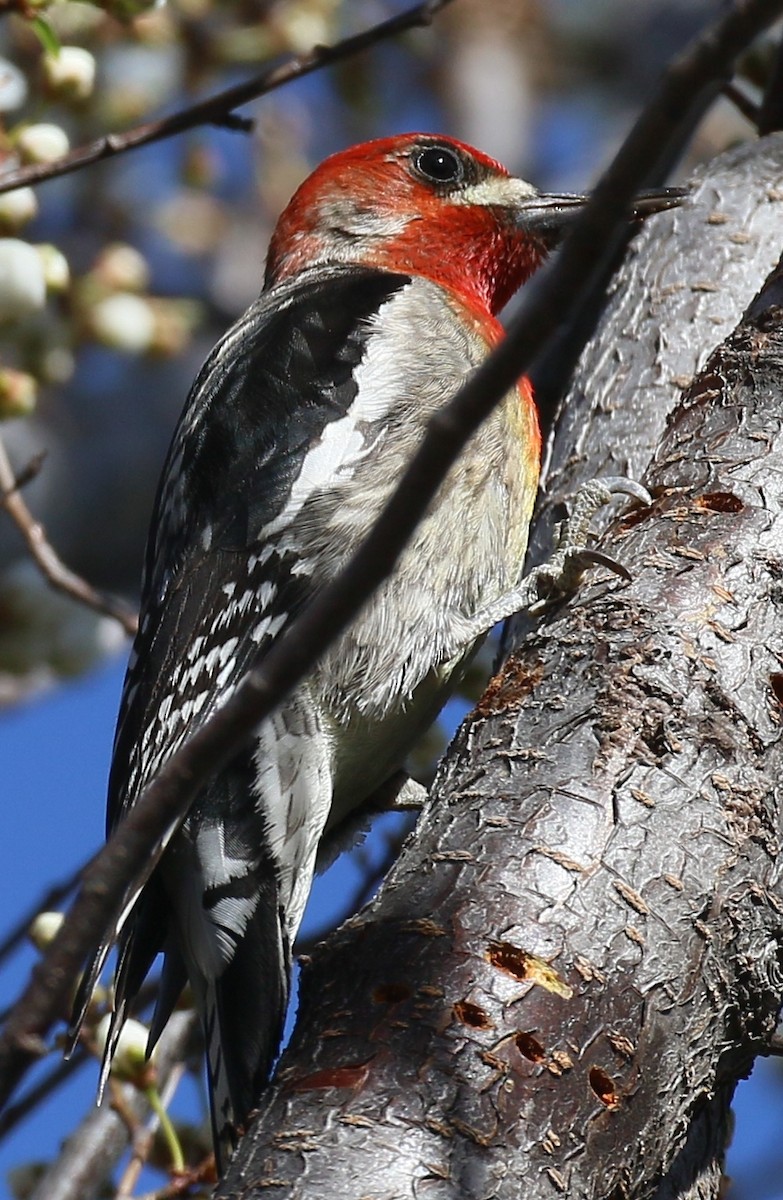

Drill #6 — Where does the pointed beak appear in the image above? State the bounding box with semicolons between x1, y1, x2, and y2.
510;186;686;250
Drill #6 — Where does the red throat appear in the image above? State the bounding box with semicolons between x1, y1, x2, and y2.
368;204;545;319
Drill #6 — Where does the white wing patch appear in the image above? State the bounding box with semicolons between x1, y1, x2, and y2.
252;694;332;944
261;287;419;539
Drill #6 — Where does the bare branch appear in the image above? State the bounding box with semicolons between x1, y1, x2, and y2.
26;1012;199;1200
0;0;454;197
0;864;81;971
0;435;138;636
758;32;783;131
0;974;168;1141
0;0;781;1118
112;1060;188;1198
0;1048;88;1142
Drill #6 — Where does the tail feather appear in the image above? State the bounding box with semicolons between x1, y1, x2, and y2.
67;875;169;1062
66;936;113;1058
65;876;170;1098
203;885;290;1173
147;939;188;1055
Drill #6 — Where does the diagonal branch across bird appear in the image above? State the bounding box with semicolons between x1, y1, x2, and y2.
67;133;680;1170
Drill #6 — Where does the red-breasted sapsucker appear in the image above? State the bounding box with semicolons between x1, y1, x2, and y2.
70;134;679;1167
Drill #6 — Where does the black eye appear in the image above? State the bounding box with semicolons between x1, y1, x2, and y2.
413;145;464;186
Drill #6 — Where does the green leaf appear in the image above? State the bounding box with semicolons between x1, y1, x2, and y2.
30;16;61;58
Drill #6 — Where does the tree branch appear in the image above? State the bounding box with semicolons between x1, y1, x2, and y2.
0;435;138;637
27;1012;199;1200
0;0;454;197
0;865;80;971
216;165;783;1200
514;133;783;630
0;0;781;1121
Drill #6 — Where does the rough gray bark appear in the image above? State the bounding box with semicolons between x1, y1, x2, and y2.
524;133;783;569
214;136;783;1200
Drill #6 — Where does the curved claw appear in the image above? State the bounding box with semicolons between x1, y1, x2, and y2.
468;474;649;629
571;548;633;582
591;476;652;507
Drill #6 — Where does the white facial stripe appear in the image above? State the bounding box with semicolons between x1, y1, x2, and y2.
452;176;539;208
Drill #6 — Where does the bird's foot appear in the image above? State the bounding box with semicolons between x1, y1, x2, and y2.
460;476;650;638
524;476;651;615
364;770;428;813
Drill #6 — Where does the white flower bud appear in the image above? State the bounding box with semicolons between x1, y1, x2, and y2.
278;1;337;55
0;239;47;319
0;58;27;112
0;560;126;677
43;46;96;102
36;243;70;292
28;911;64;950
91;292;155;353
41;345;74;384
17;122;70;164
0;367;37;418
0;188;38;231
94;1014;155;1081
94;243;149;293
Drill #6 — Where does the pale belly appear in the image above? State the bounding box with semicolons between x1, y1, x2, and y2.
323;639;482;834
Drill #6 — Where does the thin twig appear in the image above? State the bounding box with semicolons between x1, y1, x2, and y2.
114;1061;187;1198
0;0;454;197
758;32;783;131
724;79;762;123
1;0;782;1116
3;449;46;494
0;434;138;636
0;1048;88;1141
26;1012;198;1200
134;1156;216;1200
0;865;81;970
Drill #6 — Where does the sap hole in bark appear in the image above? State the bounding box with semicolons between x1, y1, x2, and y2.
290;1062;371;1092
515;1031;546;1062
589;1065;620;1109
641;716;667;759
453;1000;494;1030
487;940;533;980
372;982;412;1004
694;491;744;514
769;673;783;707
487;940;574;998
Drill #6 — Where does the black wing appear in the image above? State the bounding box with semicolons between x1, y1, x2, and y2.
69;265;410;1051
110;264;410;828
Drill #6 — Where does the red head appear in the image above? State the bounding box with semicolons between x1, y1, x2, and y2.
265;134;589;318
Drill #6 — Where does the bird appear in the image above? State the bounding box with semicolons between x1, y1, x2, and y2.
68;133;679;1168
